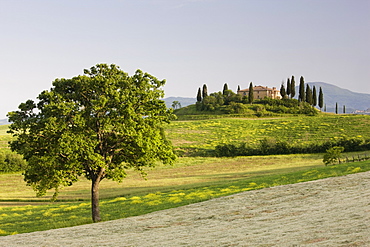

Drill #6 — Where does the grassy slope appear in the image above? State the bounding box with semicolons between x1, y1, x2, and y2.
167;114;370;153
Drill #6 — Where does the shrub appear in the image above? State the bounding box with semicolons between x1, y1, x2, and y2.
323;146;344;166
224;102;250;114
214;143;239;157
0;149;27;173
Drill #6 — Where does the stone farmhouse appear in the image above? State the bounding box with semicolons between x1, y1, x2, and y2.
237;85;281;100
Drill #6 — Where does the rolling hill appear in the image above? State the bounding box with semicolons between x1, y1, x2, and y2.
0;119;9;125
163;97;196;109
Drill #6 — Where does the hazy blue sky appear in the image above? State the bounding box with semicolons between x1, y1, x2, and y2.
1;0;369;118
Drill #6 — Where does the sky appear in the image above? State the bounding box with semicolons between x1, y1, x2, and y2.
1;0;369;119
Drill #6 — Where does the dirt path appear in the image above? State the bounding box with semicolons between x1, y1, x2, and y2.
1;171;370;246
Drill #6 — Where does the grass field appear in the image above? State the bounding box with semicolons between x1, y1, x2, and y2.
167;115;370;153
1;114;370;236
0;125;11;149
0;154;326;202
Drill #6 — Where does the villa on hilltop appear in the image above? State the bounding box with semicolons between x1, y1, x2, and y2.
237;85;281;100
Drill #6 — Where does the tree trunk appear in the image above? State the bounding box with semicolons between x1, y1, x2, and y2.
91;177;101;222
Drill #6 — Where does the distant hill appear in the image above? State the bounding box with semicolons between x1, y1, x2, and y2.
297;82;370;113
0;119;9;125
163;97;196;109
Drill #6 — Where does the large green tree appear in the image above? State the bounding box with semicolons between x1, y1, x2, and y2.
7;64;176;222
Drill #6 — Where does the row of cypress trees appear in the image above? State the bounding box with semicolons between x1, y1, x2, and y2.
280;76;324;110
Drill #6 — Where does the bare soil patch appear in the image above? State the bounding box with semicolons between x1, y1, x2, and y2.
1;171;370;246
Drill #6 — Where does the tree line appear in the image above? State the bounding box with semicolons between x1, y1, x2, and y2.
214;136;370;157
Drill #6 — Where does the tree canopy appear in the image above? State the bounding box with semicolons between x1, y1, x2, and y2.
7;64;177;222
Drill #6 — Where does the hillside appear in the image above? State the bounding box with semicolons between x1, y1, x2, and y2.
304;82;370;113
0;119;9;126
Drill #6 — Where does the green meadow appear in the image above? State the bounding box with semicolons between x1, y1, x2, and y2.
167;114;370;154
1;113;370;236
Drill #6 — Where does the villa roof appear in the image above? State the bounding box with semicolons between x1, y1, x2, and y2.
238;85;278;92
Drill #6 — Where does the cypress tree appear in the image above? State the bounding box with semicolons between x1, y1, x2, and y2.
299;76;305;102
237;85;240;92
312;86;317;106
202;84;208;98
305;84;312;105
248;82;254;104
223;83;229;95
318;87;324;110
280;83;286;99
286;78;291;98
343;105;346;114
290;76;296;98
196;87;202;102
335;102;338;114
